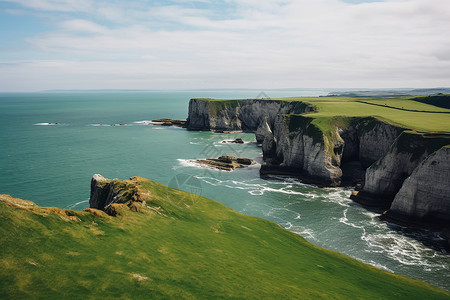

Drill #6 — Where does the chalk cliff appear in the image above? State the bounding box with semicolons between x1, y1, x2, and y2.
187;98;313;131
382;146;450;231
186;98;450;237
353;132;450;207
260;114;343;186
259;115;405;186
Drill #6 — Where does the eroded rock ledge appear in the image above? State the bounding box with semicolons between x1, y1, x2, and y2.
195;156;255;171
152;118;187;127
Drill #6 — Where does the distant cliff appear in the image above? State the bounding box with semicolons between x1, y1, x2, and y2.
187;98;313;134
186;98;450;240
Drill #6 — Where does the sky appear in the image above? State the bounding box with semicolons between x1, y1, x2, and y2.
0;0;449;91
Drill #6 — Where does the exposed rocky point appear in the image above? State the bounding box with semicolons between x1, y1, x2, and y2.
195;155;255;171
90;174;151;215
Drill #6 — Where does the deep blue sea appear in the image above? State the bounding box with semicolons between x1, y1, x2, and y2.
0;90;448;290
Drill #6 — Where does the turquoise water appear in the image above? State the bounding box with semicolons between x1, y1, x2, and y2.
1;91;449;290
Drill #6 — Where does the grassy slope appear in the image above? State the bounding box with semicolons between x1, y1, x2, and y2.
1;178;449;299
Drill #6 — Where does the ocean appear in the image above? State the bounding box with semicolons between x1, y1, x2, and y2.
0;90;448;290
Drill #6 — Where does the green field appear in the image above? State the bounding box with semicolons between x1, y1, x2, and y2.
281;96;450;133
1;177;448;299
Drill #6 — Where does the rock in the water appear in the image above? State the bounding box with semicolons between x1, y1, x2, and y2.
152;118;186;127
236;158;252;165
222;138;244;144
195;156;256;171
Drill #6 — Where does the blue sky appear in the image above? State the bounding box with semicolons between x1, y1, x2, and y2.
0;0;449;91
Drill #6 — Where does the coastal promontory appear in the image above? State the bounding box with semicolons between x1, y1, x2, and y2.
186;95;450;242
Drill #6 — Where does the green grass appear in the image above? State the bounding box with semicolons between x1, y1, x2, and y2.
294;96;450;133
1;178;449;299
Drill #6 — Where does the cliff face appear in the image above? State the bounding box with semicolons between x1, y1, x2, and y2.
187;99;312;131
186;98;450;235
356;119;405;168
354;132;450;207
260;116;405;186
383;146;450;227
261;115;342;186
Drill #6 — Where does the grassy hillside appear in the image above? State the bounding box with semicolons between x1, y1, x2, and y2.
1;177;449;299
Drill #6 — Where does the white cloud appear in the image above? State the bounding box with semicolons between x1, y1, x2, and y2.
59;19;107;33
1;0;450;91
2;0;94;12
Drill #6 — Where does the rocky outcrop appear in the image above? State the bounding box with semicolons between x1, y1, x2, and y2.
90;174;113;210
195;156;255;171
90;174;150;215
90;174;117;211
382;146;450;230
186;99;313;131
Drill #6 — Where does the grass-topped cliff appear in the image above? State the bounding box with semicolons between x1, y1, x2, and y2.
1;176;449;299
188;95;450;237
195;95;450;133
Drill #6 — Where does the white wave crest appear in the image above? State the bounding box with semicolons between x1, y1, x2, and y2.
89;123;131;127
66;199;89;209
33;122;61;126
177;159;200;168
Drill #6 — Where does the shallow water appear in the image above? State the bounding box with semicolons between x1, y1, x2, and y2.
0;91;448;290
